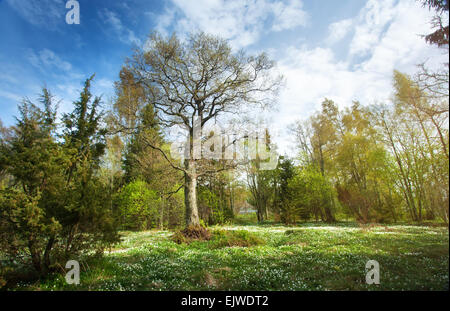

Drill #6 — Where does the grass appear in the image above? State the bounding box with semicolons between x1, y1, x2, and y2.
6;219;449;291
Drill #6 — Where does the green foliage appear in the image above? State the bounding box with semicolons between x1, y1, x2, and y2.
276;157;296;223
290;81;449;224
116;180;160;230
420;0;449;47
332;103;396;223
122;104;163;183
111;66;185;229
209;229;265;248
198;186;233;225
289;165;335;222
247;157;274;223
0;78;119;276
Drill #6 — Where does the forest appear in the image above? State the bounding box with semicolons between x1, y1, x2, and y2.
0;0;448;291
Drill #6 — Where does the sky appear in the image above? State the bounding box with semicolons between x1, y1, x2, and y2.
0;0;448;155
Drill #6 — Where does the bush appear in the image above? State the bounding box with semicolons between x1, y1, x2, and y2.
209;230;264;248
284;229;298;235
171;225;211;244
0;79;120;277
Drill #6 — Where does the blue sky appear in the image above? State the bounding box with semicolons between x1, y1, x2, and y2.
0;0;447;153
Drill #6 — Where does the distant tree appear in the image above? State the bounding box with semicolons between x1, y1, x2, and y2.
289;165;335;222
246;158;273;223
304;99;339;222
198;170;235;225
246;129;278;223
117;179;160;230
111;66;185;229
277;157;296;224
334;103;393;223
388;71;449;222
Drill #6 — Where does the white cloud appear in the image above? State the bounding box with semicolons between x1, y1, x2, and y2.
154;0;308;49
0;73;18;84
349;0;397;57
150;9;175;37
94;78;114;98
277;0;446;114
272;0;309;31
6;0;65;30
99;8;141;46
0;90;22;102
272;0;447;155
359;0;444;74
327;18;353;44
27;48;72;72
145;0;447;156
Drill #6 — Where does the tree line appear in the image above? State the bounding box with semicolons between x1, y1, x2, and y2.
248;69;448;224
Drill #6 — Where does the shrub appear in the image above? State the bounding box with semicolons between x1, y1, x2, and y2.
171;231;188;244
171;225;211;244
284;229;298;235
0;80;120;277
209;230;264;248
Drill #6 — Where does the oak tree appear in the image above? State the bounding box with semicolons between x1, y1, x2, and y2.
124;32;281;227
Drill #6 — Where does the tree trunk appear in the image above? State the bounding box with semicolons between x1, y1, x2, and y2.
324;206;335;223
43;236;55;273
28;239;41;273
184;160;200;226
160;197;164;230
257;207;263;222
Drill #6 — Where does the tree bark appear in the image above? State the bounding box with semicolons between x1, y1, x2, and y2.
28;238;41;273
184;160;200;226
43;236;55;273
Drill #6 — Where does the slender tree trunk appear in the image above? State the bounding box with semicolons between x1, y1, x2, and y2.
28;239;41;273
43;236;55;273
257;205;264;223
160;197;164;230
430;115;449;160
324;205;335;223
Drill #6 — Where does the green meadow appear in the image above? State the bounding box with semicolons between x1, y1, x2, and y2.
9;218;448;291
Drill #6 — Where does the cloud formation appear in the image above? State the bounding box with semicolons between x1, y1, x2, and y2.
349;0;397;57
6;0;65;30
26;48;72;72
155;0;309;49
271;0;447;154
327;18;353;44
99;8;142;46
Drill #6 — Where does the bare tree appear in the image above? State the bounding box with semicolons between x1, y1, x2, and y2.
123;32;282;227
